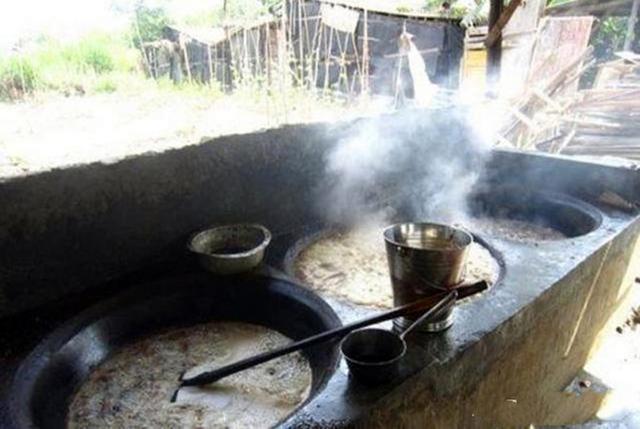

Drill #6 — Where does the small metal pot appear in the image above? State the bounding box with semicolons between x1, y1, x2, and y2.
188;224;271;275
340;292;456;385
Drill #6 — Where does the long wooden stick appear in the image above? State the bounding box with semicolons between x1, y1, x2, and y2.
363;9;369;94
180;35;192;82
174;291;455;393
624;0;640;51
207;44;213;85
485;0;524;48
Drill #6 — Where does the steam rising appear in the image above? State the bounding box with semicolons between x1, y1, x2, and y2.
320;30;504;228
321;102;498;227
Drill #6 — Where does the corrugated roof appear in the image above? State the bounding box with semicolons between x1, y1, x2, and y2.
316;0;463;21
166;17;276;45
546;0;636;17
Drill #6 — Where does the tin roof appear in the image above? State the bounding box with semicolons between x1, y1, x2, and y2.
546;0;637;17
316;0;464;21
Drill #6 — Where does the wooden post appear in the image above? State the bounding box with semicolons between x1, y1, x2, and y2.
134;13;152;76
213;45;218;81
624;0;640;51
487;0;504;95
243;28;249;81
310;17;322;87
324;27;333;92
297;0;305;83
207;43;213;85
484;0;524;48
180;35;192;82
363;9;369;94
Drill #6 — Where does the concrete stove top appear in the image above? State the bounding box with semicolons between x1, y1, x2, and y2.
1;112;639;427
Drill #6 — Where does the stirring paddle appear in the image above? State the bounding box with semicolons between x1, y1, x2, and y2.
170;291;450;402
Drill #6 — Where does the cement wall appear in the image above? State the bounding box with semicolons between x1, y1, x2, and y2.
0;124;338;317
360;221;640;428
1;113;638;320
0;108;482;317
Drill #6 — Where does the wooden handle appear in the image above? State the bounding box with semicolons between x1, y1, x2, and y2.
178;291;449;388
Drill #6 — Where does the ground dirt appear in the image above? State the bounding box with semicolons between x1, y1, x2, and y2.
0;91;378;178
576;284;640;428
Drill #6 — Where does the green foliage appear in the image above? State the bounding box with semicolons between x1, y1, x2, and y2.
222;0;272;23
36;34;136;77
578;17;628;88
592;17;627;62
423;0;489;24
62;35;115;73
0;33;141;100
94;76;118;93
180;0;275;29
132;1;171;47
425;0;444;9
546;0;573;6
182;9;222;27
0;56;40;100
263;0;284;15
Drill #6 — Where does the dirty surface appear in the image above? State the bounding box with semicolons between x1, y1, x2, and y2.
68;322;311;429
0;92;378;178
294;227;500;308
468;217;568;242
580;289;640;427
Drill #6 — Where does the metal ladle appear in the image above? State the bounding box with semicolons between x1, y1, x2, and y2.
171;291;455;402
341;291;457;385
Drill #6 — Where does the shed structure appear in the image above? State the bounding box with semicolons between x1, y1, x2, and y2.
147;0;466;100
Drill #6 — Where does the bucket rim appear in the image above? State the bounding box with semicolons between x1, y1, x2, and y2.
383;222;473;252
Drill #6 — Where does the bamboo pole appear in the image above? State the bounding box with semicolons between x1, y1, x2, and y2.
350;34;362;92
302;0;312;56
341;32;350;94
180;35;192;82
297;0;305;83
255;26;262;79
324;27;333;92
207;44;213;85
243;28;249;83
310;15;322;87
134;12;153;76
624;0;640;51
265;24;271;86
363;9;369;94
280;0;289;122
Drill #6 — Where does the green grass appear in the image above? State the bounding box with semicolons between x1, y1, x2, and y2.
0;32;142;100
0;30;233;102
546;0;575;7
94;76;118;93
0;56;40;99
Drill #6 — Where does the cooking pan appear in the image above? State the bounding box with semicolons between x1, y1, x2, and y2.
8;273;341;429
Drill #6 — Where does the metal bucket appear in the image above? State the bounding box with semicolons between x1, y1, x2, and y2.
383;222;472;332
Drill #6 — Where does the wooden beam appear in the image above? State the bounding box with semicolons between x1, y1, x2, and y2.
487;0;504;93
485;0;524;48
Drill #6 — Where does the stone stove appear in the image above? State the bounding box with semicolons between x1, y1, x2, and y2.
1;111;639;427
